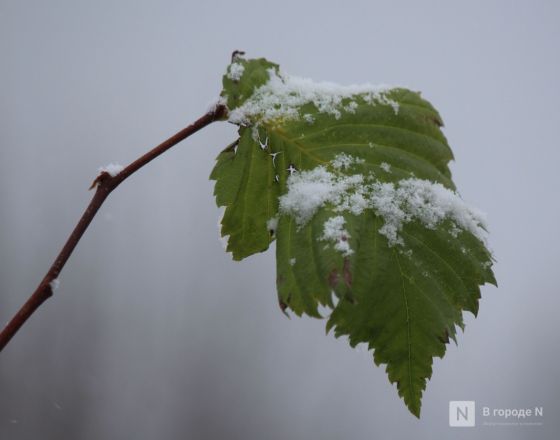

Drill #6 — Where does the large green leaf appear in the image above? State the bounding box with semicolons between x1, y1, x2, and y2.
210;55;496;417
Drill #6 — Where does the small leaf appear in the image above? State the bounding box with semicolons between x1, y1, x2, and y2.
210;56;496;416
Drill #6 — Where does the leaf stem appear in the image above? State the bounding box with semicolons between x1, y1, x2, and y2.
0;104;227;352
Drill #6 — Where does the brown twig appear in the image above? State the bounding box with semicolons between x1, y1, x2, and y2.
0;104;227;352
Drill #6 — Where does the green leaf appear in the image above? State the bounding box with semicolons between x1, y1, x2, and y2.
210;55;496;417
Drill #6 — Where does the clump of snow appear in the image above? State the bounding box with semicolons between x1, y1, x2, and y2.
343;101;359;113
362;91;400;114
228;68;398;125
303;113;315;124
278;166;366;225
278;161;488;247
321;216;353;256
98;163;124;177
449;223;461;237
369;178;488;246
331;153;365;170
266;216;279;233
227;63;245;81
50;278;60;291
206;96;227;113
380;162;391;173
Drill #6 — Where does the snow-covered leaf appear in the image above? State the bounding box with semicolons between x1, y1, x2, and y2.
210;56;496;417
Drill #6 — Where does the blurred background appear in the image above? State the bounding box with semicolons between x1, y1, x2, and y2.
1;1;558;439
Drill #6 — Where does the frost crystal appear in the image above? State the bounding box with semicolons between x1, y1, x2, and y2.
279;162;488;247
228;68;398;125
227;63;245;81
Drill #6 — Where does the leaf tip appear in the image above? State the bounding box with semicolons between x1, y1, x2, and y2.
409;404;421;419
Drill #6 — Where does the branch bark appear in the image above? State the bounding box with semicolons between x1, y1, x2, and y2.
0;104;227;352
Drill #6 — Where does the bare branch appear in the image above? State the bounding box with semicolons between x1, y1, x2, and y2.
0;104;227;352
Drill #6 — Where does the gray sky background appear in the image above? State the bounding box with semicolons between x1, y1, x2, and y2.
1;1;558;439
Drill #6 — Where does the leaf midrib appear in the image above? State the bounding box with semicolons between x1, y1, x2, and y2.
394;250;415;405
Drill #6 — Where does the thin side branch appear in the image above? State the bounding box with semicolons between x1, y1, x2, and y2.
0;105;227;352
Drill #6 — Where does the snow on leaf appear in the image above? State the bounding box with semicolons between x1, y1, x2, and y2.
227;62;245;81
210;55;496;417
320;216;354;256
226;66;399;126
